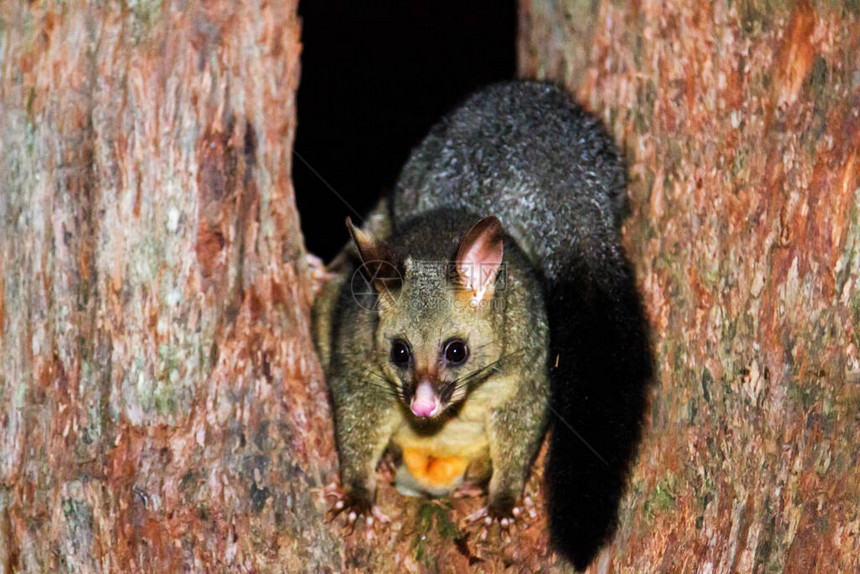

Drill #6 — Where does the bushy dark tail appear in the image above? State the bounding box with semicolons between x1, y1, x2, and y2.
545;253;653;570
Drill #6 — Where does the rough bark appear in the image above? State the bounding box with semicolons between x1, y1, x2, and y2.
0;1;342;571
520;0;860;572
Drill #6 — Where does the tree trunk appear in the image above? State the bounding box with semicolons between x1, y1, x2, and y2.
0;1;343;571
520;0;860;572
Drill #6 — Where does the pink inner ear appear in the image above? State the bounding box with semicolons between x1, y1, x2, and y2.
456;217;504;295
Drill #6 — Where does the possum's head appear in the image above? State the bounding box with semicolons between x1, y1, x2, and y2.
347;215;506;420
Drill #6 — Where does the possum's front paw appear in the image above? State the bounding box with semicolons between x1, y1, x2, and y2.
465;504;521;536
463;493;537;540
324;482;389;536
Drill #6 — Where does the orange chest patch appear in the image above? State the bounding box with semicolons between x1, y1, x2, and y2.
402;448;470;488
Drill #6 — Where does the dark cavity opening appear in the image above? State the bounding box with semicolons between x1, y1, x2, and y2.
294;0;517;260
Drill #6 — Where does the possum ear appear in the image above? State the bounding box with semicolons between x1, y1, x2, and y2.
455;216;504;302
346;217;403;293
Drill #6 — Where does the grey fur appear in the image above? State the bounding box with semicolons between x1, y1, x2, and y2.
394;81;627;283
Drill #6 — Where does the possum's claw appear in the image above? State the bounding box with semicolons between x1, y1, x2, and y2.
464;499;530;542
324;482;388;539
305;253;339;297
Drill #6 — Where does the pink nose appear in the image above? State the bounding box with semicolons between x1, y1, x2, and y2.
411;381;439;418
411;400;437;418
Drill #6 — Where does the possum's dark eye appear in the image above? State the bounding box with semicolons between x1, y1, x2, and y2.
390;339;411;367
443;339;469;365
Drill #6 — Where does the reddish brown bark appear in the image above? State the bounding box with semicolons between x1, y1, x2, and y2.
0;1;341;571
521;1;860;572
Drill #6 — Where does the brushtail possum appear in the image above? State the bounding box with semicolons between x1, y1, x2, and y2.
313;81;653;569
